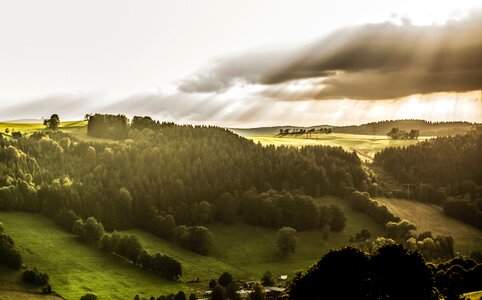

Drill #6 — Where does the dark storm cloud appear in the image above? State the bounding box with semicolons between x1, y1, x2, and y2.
179;10;482;100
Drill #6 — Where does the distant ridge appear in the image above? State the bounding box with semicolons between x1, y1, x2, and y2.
230;120;480;137
0;118;43;123
332;120;480;136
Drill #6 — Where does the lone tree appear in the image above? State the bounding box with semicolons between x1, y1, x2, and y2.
43;114;60;130
277;226;297;255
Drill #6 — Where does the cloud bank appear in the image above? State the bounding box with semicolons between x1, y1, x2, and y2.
1;11;481;126
179;10;482;100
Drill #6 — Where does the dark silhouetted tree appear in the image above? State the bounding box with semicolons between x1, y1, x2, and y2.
43;114;60;130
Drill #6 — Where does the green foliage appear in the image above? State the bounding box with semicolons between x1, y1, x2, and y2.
73;216;105;245
0;230;23;269
174;290;186;300
211;285;225;300
385;219;416;241
43;114;60;130
215;192;238;224
54;209;79;231
443;197;482;230
350;191;400;225
174;225;214;255
386;127;419;140
225;281;239;300
188;293;197;300
11;131;23;139
0;212;187;299
218;271;233;287
374;130;482;228
277;227;297;255
288;244;438;300
80;292;98;300
86;113;129;139
434;257;482;298
242;189;346;231
249;282;266;300
353;228;371;242
406;232;455;261
261;270;274;286
319;204;346;232
0;118;370;245
22;267;49;285
100;231;182;280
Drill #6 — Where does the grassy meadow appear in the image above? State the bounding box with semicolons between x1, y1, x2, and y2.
0;120;87;135
376;198;482;253
0;211;188;300
0;196;384;298
246;133;428;161
0;265;60;300
126;196;385;284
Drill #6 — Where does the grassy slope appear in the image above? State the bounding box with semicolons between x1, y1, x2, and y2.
0;266;62;300
376;198;482;253
125;196;384;284
0;196;384;298
0;121;87;135
247;133;427;161
0;212;187;300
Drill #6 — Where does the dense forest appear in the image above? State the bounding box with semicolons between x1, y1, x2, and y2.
374;129;482;229
0;115;374;255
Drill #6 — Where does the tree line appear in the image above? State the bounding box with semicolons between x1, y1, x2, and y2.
55;209;182;280
386;127;419;140
241;189;346;231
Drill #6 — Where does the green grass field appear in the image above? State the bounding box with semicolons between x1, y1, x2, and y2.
376;197;482;253
247;133;428;161
0;196;384;298
126;196;384;283
0;120;121;143
0;265;62;300
0;120;87;135
0;211;187;300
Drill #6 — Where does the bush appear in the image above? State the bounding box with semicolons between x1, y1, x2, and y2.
218;272;233;287
22;268;49;285
80;292;98;300
277;226;297;255
0;233;23;269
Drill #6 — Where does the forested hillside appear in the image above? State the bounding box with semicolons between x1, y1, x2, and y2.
0;115;374;252
374;129;482;229
332;120;479;136
231;120;479;137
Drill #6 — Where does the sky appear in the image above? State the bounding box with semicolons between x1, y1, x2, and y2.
0;0;481;126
